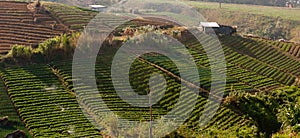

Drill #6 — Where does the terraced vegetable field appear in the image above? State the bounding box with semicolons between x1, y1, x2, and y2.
250;37;300;59
225;36;300;74
51;53;253;134
0;78;31;137
0;1;67;54
176;34;296;90
0;66;101;137
1;1;300;137
43;2;98;30
218;36;300;86
1;32;290;136
179;35;284;93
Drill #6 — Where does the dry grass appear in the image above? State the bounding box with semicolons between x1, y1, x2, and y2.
186;1;300;21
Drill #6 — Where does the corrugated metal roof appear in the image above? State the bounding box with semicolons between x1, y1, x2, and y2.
200;22;220;28
89;5;107;8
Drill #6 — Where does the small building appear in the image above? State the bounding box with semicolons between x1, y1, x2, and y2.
217;25;237;35
89;5;107;12
199;22;237;35
199;22;220;34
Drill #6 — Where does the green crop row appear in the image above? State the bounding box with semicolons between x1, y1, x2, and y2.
255;38;300;58
0;66;101;137
142;54;255;95
221;36;300;77
0;78;31;137
189;35;290;88
51;53;252;133
43;2;97;28
180;36;282;92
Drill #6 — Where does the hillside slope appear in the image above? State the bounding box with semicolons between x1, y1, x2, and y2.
0;78;31;137
188;1;300;42
0;1;66;54
42;2;98;30
0;1;300;137
0;66;101;137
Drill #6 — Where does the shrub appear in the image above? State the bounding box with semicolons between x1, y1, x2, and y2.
3;33;79;64
274;86;300;132
225;92;281;137
35;34;76;62
10;45;33;61
225;87;300;137
37;37;59;54
31;51;45;63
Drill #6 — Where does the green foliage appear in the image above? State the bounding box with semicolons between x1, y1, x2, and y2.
175;124;259;138
225;92;281;137
0;66;101;137
37;36;59;60
10;45;33;61
6;33;79;64
52;39;254;137
43;2;96;30
0;79;31;137
273;86;300;131
224;86;300;137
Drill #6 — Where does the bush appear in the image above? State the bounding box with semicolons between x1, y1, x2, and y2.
37;37;59;61
274;87;300;132
225;87;300;137
31;52;45;63
10;45;33;61
3;33;79;64
225;92;281;137
36;33;76;62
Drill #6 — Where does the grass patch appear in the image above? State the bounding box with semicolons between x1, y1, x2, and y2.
187;1;300;21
